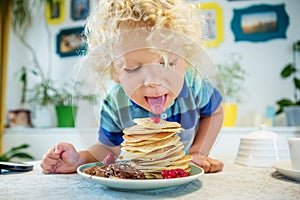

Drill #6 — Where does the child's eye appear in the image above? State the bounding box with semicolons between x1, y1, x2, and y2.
160;60;176;67
123;66;142;73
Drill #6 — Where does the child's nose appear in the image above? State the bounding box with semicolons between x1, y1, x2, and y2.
144;81;161;87
143;66;163;87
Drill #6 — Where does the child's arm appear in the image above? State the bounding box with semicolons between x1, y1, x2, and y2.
188;104;224;173
40;142;120;174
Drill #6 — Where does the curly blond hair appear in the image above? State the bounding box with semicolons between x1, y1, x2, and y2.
81;0;204;86
85;0;202;50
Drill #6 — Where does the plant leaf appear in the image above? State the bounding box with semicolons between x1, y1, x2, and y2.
276;98;296;115
0;144;30;158
0;155;8;161
293;40;300;52
6;152;34;161
276;99;295;106
294;77;300;90
10;144;30;152
281;63;296;78
0;144;33;161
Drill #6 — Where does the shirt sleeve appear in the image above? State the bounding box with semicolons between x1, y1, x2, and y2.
199;87;223;116
98;99;124;146
185;68;223;116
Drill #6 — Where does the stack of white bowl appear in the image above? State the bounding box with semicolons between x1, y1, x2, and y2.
235;125;290;167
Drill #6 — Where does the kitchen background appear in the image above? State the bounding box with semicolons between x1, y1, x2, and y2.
4;0;300;128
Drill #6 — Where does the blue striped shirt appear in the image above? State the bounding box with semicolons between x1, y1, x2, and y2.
98;68;222;151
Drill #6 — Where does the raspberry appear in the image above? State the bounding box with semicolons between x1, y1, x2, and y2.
161;170;168;177
152;117;160;124
161;168;190;179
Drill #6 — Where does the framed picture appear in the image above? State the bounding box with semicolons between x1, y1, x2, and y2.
56;27;87;57
8;109;33;127
200;2;224;48
71;0;90;21
231;4;289;42
46;0;65;24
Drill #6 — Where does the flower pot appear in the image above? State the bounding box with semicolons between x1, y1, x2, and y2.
222;103;237;127
284;106;300;126
31;106;56;127
55;105;78;127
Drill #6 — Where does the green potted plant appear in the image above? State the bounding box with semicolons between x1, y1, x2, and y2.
276;40;300;126
0;144;34;162
216;54;247;127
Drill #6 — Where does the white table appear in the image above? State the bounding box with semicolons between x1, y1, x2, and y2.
1;157;299;200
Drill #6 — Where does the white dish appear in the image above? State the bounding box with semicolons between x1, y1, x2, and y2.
237;148;289;155
236;152;289;158
235;157;279;168
77;162;204;190
272;160;300;182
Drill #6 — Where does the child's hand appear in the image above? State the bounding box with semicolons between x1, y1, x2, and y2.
40;142;80;174
189;152;223;173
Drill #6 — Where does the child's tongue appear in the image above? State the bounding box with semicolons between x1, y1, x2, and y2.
146;95;166;115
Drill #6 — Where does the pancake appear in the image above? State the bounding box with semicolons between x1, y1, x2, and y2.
133;118;181;129
171;155;193;166
134;162;190;172
138;143;184;161
144;172;163;179
122;136;180;153
121;138;158;147
123;124;183;135
118;149;147;160
123;131;177;142
119;117;191;179
132;151;185;166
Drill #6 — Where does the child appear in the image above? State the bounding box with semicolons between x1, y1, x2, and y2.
40;0;224;174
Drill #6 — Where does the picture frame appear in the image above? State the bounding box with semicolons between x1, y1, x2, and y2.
46;0;65;24
200;2;224;48
56;27;87;57
71;0;90;21
231;4;289;42
8;109;33;127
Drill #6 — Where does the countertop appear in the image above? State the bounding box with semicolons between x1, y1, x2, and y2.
1;157;299;200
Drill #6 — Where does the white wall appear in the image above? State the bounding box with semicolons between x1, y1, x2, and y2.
198;0;300;126
5;0;300;127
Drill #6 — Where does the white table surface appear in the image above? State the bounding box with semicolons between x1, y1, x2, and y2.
1;156;299;200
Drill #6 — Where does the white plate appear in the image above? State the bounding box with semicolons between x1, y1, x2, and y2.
77;162;204;190
272;160;300;182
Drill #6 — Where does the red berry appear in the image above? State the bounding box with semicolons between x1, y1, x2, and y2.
161;170;168;177
152;117;160;124
161;168;190;179
169;170;177;178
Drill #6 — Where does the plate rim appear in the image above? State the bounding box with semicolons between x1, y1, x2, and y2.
77;162;204;190
272;160;300;181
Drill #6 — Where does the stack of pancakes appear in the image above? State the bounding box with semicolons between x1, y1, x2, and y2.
118;118;192;179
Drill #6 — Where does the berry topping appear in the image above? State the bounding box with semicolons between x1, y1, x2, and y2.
161;168;190;179
152;117;160;124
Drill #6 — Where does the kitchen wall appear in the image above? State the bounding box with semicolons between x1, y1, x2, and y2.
5;0;300;127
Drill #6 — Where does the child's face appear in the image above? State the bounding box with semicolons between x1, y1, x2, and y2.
113;49;187;115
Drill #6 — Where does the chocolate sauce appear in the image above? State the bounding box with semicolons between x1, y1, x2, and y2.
83;163;145;180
